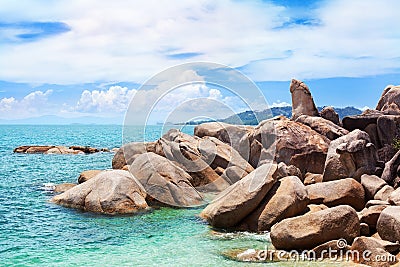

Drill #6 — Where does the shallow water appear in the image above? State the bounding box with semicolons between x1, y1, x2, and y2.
0;125;351;266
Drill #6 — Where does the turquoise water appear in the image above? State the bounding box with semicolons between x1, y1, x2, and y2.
0;125;284;267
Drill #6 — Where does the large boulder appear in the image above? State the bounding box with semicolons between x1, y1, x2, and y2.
295;115;349;140
322;130;378;182
194;122;253;159
388;188;400;205
320;106;340;125
129;152;204;207
376;85;400;115
360;205;389;230
51;170;149;214
351;236;397;267
361;174;388;200
382;150;400;187
270;205;360;250
158;130;254;189
377;206;400;243
78;170;102;184
306;178;365;211
374;185;395;201
249;116;329;174
377;115;400;148
290;79;319;120
112;142;156;169
342;109;383;132
200;163;278;228
238;176;309;232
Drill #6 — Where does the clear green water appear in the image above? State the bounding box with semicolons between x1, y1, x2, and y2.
0;125;346;266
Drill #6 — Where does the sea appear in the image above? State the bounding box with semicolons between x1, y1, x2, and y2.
0;125;339;266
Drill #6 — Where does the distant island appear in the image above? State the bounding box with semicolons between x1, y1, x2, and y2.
184;106;362;125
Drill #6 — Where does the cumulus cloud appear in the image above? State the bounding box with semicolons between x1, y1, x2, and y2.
0;89;53;118
0;0;398;84
74;86;136;113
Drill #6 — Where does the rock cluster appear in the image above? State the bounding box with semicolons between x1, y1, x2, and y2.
14;145;112;154
50;79;400;266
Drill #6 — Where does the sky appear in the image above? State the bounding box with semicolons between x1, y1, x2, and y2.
0;0;399;124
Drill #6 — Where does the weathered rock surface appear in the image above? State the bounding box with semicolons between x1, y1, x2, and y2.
78;170;102;184
303;173;323;185
306;178;365;211
320;106;340;125
342;110;383;132
374;185;395;201
54;183;76;193
311;240;350;259
275;162;302;180
376;85;400;115
388;188;400;205
351;236;397;267
51;170;149;214
295;115;349;140
270;205;360;250
323;130;378;182
194;122;253;159
200;164;278;228
361;174;388;200
290;79;319;120
129;152;204;207
382;150;400;187
112;142;156;169
377;206;400;243
238;176;309;232
366;200;390;208
360;205;390;230
249;116;329;174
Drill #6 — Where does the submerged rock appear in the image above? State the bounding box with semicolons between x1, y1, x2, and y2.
51;170;149;214
270;205;360;250
14;145;105;155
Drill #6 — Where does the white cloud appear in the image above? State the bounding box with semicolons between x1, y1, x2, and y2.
0;0;398;84
0;90;53;118
270;101;291;108
74;86;136;113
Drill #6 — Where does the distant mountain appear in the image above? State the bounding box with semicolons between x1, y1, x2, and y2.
187;106;362;126
0;115;123;125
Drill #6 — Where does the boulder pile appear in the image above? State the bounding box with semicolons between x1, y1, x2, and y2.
50;79;400;266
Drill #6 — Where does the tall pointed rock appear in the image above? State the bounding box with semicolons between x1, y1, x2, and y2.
290;79;319;120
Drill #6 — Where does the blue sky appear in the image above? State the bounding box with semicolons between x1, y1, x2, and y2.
0;0;399;123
